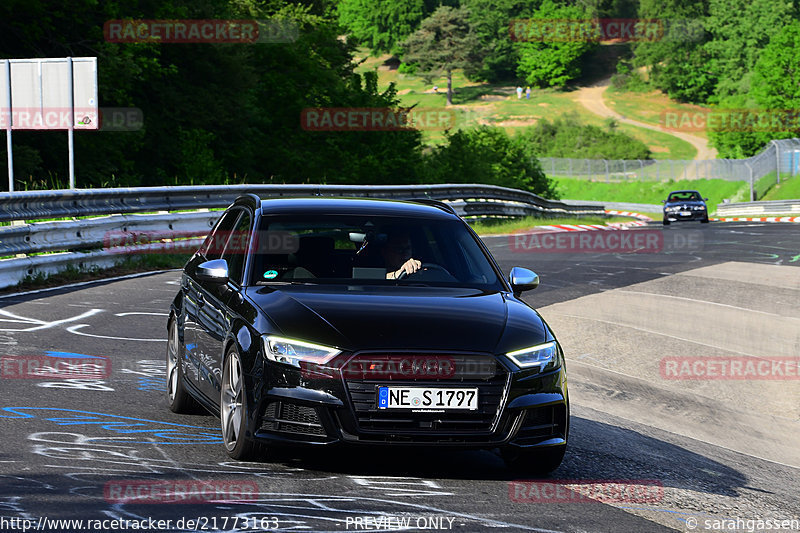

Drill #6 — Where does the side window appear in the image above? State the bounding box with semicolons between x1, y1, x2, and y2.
201;209;241;260
221;211;251;286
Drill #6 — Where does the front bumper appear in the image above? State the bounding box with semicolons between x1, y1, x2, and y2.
250;353;569;449
664;209;707;221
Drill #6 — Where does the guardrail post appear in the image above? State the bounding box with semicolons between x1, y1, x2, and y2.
4;60;12;193
773;140;780;184
745;162;754;201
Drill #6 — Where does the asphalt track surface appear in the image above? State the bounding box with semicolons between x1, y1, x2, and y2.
0;221;798;533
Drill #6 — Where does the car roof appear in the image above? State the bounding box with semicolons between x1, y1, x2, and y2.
667;190;701;195
258;197;458;220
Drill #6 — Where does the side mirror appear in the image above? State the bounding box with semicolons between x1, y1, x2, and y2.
704;198;709;201
196;259;229;284
661;199;666;203
509;267;539;295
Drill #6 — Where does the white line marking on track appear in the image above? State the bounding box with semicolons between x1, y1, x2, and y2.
615;290;799;319
65;324;166;342
114;312;169;317
547;312;762;357
0;308;103;332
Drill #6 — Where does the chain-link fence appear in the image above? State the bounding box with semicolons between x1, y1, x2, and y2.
539;138;800;201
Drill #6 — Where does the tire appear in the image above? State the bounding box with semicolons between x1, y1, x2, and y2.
662;219;670;226
701;217;709;223
502;445;566;476
221;346;264;461
166;318;197;414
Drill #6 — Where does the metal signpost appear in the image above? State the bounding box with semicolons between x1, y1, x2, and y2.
0;57;98;191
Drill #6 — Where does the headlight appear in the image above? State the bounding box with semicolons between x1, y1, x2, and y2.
665;206;679;212
262;335;341;368
506;341;560;371
693;205;706;211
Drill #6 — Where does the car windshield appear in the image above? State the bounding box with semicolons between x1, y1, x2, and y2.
250;214;504;290
667;191;702;202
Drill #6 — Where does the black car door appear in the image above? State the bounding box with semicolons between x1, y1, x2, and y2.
186;207;242;397
195;207;252;403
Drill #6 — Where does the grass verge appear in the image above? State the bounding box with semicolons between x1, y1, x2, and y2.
471;216;634;235
553;177;748;213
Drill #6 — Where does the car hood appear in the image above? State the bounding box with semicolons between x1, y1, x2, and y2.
665;200;705;207
246;285;549;354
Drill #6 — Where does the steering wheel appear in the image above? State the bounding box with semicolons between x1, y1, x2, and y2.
396;262;452;280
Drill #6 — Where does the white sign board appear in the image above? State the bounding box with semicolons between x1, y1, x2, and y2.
2;57;98;190
1;57;98;130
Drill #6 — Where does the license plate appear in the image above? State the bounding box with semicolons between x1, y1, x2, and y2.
679;211;692;216
377;387;479;410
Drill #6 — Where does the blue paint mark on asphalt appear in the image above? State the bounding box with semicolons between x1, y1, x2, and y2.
137;377;167;392
44;351;105;359
0;407;221;444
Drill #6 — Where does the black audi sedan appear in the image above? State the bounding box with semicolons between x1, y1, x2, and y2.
167;195;568;474
662;190;709;225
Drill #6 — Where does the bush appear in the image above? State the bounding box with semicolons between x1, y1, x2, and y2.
517;113;652;160
610;60;649;92
424;126;557;198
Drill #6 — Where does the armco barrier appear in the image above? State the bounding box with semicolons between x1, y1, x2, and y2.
715;199;800;217
0;184;604;289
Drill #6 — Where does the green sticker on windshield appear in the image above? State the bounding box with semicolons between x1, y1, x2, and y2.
263;270;278;279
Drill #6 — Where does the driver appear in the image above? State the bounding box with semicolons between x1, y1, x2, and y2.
381;230;422;279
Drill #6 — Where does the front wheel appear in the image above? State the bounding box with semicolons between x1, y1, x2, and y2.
662;218;670;226
221;347;263;460
701;217;709;223
502;445;566;476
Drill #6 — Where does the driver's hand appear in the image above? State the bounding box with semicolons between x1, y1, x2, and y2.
391;258;422;279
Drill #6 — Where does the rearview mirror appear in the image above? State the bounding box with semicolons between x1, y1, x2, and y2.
196;259;229;284
509;267;539;294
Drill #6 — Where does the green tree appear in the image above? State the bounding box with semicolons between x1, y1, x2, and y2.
425;126;558;197
401;6;483;105
632;0;712;103
337;0;427;54
460;0;540;82
709;22;800;157
703;0;796;100
514;0;596;87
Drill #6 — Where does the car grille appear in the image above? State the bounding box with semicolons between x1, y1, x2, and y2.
344;354;508;435
260;401;327;436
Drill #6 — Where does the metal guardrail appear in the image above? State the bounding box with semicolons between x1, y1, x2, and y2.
0;184;600;223
0;184;604;289
715;199;800;217
560;199;663;213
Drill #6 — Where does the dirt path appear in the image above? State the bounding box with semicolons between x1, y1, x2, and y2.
573;77;717;160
